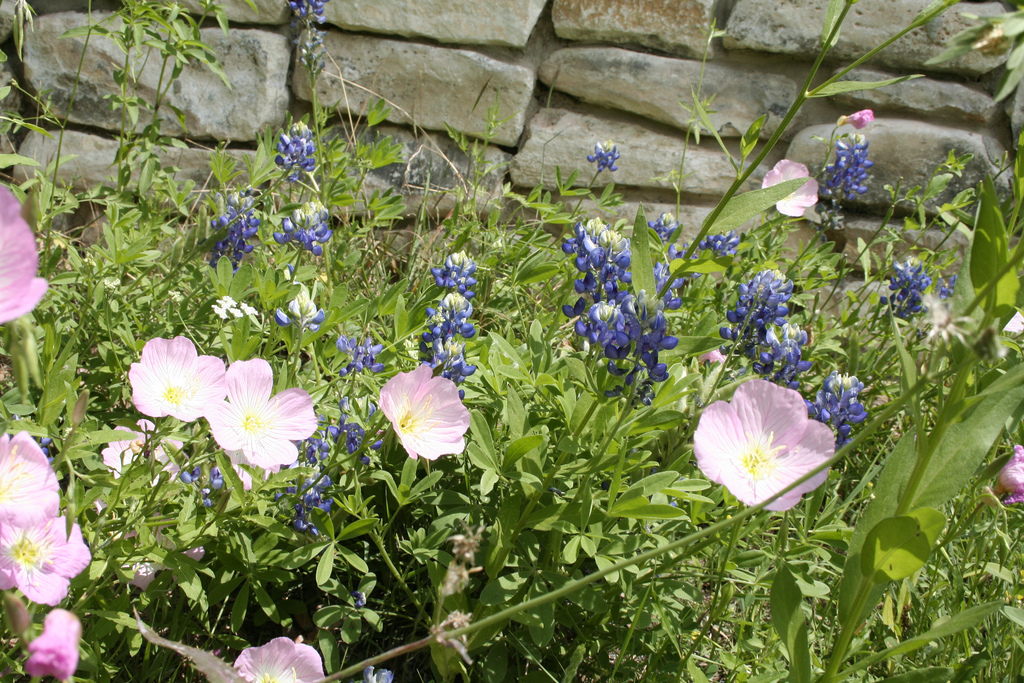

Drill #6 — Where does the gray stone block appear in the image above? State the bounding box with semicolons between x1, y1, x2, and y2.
294;32;535;147
23;12;290;141
539;47;798;139
726;0;1007;76
325;0;546;49
552;0;717;59
179;0;290;25
786;119;1009;213
830;67;999;125
511;108;762;196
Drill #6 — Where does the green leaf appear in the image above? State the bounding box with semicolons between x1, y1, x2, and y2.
505;434;544;467
0;153;40;168
971;177;1018;318
316;545;335;587
336;517;378;541
608;498;687;520
820;0;846;49
630;204;657;298
811;75;922;97
771;564;811;683
841;602;1002;678
860;508;944;584
706;178;808;233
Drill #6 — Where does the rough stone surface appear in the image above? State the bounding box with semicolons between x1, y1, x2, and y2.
511;109;764;196
23;12;290;141
539;47;799;139
0;61;22;115
342;123;510;217
294;32;534;147
552;0;717;59
786;119;1009;213
13;130;254;190
725;0;1007;76
179;0;290;24
325;0;546;49
0;2;15;44
1012;83;1024;146
830;68;998;125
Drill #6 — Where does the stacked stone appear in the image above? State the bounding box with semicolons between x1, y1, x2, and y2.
1;0;1016;251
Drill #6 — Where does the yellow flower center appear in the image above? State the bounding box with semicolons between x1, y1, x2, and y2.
241;412;268;435
10;535;43;570
162;385;187;406
397;397;433;436
739;432;783;481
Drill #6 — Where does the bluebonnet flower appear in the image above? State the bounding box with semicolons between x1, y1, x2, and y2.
605;290;679;406
275;287;326;332
572;301;625;349
561;218;632;305
587;141;620;173
351;590;366;608
299;27;326;75
362;667;394;683
180;466;223;508
209;189;260;271
649;212;679;243
337;336;385;376
339;399;383;462
720;270;794;357
938;274;957;300
284;472;333;535
37;437;54;464
697;230;740;258
820;134;873;202
275;122;316;182
273;201;332;255
807;372;867;448
427;338;477;385
431;251;478;298
754;323;812;390
881;257;933;319
289;0;327;22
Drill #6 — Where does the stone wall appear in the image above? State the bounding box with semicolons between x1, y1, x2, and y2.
4;0;1017;255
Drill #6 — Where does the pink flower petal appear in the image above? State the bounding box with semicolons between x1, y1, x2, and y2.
234;637;324;683
25;609;81;680
0;186;48;324
130;337;226;422
694;379;833;510
762;160;819;217
0;432;59;526
380;364;470;461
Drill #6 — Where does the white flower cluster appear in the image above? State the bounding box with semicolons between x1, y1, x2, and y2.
213;296;258;320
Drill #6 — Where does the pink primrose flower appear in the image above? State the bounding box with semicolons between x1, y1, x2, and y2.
379;364;471;461
841;109;875;129
25;608;81;680
0;432;60;527
761;160;819;218
699;349;727;364
694;379;834;511
129;561;160;590
998;444;1024;505
1004;311;1024;334
234;637;325;683
0;517;91;605
205;359;318;470
101;419;181;479
0;185;48;324
129;337;227;422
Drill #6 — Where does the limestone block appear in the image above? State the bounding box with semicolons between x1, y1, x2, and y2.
294;33;534;147
785;119;1009;213
511;109;761;196
552;0;717;59
179;0;290;25
0;2;15;44
22;12;290;141
838;215;969;274
725;0;1007;76
325;0;546;49
0;61;22;113
13;130;253;190
1012;82;1024;146
539;47;798;139
830;68;998;125
344;123;510;217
